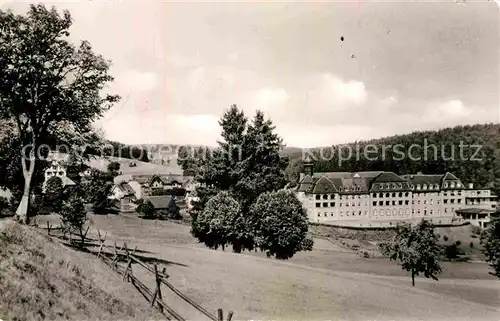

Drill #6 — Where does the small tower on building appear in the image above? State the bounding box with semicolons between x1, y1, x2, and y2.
299;153;314;183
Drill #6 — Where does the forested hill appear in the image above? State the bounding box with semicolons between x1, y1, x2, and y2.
284;123;500;188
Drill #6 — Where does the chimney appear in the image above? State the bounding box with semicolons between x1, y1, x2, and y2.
468;183;473;189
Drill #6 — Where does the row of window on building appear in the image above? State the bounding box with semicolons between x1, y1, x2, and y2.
316;207;456;218
315;198;462;208
315;191;464;201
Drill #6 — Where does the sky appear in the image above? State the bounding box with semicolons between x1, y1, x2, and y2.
2;0;499;147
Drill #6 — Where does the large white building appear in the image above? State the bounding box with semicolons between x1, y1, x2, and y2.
296;159;497;228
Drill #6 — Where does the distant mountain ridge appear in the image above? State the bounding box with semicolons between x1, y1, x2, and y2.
294;123;500;188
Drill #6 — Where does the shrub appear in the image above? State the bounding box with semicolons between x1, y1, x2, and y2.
249;190;313;259
455;240;461;246
471;225;482;235
470;241;474;248
167;198;181;220
480;216;500;278
0;196;9;214
444;244;459;260
43;176;64;213
137;200;155;219
443;235;449;242
60;194;89;246
191;191;245;251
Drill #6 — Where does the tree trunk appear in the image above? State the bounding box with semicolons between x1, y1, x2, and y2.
411;269;415;287
16;154;35;224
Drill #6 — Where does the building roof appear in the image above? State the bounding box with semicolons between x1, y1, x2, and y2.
144;195;173;209
402;174;443;186
298;170;470;194
455;208;495;215
61;176;76;187
116;182;135;195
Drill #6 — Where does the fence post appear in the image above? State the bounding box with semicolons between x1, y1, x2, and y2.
47;222;51;236
123;243;132;282
218;308;223;321
151;264;163;314
111;240;119;269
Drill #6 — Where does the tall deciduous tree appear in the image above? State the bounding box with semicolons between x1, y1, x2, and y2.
0;5;119;223
379;220;442;286
480;216;500;278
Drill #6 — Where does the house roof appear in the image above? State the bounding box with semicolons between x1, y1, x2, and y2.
116;182;135;195
144;195;173;209
61;176;76;186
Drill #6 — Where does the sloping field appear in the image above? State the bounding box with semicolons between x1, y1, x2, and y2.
87;155;183;176
82;214;500;321
0;220;161;321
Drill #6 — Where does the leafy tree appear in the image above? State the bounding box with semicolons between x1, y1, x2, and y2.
82;169;115;214
107;161;121;176
192;191;246;251
249;190;313;259
444;243;459;260
379;220;442;286
60;192;88;246
167;197;181;220
43;176;64;213
0;4;119;223
480;216;500;278
0;196;9;214
137;199;155;219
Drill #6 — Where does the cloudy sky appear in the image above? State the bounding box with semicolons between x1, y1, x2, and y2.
3;0;499;147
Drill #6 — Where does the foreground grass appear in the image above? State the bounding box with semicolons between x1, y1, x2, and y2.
0;220;161;321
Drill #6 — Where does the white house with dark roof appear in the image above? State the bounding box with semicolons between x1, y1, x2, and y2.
296;158;497;228
42;151;76;192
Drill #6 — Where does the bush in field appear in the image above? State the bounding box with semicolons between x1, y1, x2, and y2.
43;176;64;213
167;198;181;220
379;220;442;286
471;225;482;236
480;216;500;278
60;193;89;246
137;200;155;219
249;190;313;259
107;161;121;176
444;243;459;260
0;196;10;211
192;191;246;251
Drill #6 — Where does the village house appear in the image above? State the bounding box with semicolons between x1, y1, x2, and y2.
143;195;174;212
108;182;137;213
42;152;76;192
115;174;187;200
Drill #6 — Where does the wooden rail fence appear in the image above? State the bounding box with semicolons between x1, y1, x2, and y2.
42;224;234;321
